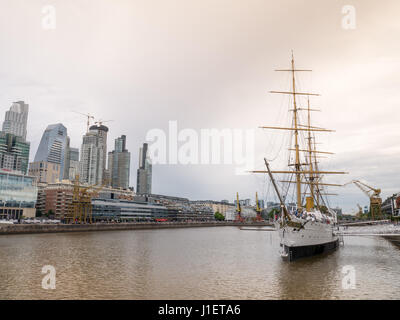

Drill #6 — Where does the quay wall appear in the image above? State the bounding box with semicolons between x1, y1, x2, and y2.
0;222;272;236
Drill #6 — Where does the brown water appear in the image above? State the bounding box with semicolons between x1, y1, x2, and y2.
1;227;399;299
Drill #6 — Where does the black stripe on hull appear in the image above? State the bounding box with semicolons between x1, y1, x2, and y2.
283;239;339;262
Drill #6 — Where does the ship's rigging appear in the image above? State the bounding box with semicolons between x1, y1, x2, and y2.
252;52;347;214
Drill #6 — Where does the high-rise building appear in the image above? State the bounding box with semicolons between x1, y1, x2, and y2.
2;101;29;140
79;125;108;185
63;136;71;180
136;143;152;195
62;135;80;181
108;135;130;189
0;131;30;174
68;147;80;181
33;123;69;181
89;124;108;182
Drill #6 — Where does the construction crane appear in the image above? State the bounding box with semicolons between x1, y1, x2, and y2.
347;180;382;220
255;192;263;221
94;119;114;126
72;111;95;133
235;192;245;223
67;175;109;224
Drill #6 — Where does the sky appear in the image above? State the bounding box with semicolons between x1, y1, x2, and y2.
0;0;399;213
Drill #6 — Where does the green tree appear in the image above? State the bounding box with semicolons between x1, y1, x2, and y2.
320;206;328;214
268;208;280;219
214;212;225;221
47;210;55;219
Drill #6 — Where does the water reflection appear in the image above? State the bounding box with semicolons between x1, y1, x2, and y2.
276;250;340;299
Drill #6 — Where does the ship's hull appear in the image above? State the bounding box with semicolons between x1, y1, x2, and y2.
281;238;339;261
277;219;339;261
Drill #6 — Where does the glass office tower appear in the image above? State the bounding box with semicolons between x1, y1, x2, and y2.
34;124;68;181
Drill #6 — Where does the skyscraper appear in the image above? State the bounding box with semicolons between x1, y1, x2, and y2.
0;132;30;174
2;101;29;140
89;124;108;182
136;143;152;194
108;135;130;189
33;124;69;181
63;136;71;180
79;125;108;185
68;147;80;181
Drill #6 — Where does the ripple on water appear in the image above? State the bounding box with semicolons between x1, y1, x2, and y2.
0;228;399;299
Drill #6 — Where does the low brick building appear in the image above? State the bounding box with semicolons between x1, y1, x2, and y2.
37;180;134;219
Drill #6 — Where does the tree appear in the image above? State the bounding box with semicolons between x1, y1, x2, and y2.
268;208;280;220
47;210;55;219
214;212;225;221
320;206;328;214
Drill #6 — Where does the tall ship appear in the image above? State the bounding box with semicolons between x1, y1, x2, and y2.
253;53;347;261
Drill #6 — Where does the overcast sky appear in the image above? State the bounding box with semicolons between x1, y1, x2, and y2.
0;0;399;213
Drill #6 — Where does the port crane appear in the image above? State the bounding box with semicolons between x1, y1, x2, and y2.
347;180;382;220
68;175;109;224
235;192;245;223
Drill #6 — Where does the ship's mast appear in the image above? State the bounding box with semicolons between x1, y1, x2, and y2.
252;52;347;212
306;97;316;205
290;53;302;209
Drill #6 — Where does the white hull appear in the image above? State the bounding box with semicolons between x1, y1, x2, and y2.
278;219;337;247
276;215;339;261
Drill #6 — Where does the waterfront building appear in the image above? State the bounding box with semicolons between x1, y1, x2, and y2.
136;143;152;194
382;193;400;217
108;135;130;189
191;200;236;217
37;180;134;219
331;207;343;217
0;131;30;174
28;161;61;184
79;125;108;185
92;197;214;222
0;169;37;219
92;199;169;221
2;101;29;140
146;195;214;221
34;124;69;181
235;199;252;207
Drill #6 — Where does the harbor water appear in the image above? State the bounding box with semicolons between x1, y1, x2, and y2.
1;226;400;299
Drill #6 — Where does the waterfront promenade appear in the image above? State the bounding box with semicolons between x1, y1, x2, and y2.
0;221;272;235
